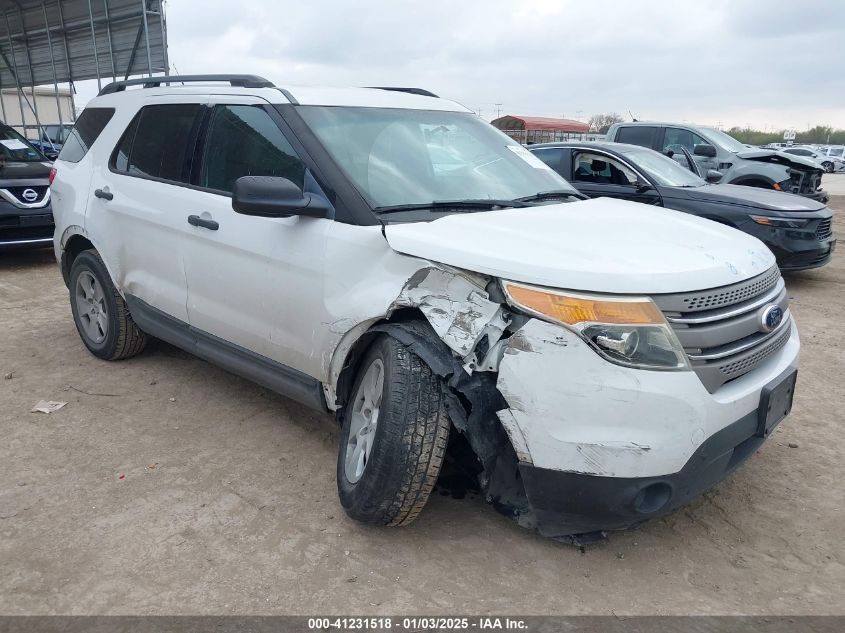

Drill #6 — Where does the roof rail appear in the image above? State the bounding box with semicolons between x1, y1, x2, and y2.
98;74;275;96
367;86;439;98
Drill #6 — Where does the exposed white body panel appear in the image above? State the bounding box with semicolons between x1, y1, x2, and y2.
496;319;799;477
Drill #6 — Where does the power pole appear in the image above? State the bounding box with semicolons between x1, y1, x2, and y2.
494;103;502;119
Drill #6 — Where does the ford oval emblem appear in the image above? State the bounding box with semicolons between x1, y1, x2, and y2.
759;305;784;333
22;188;38;202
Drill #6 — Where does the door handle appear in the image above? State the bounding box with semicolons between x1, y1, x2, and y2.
94;188;113;201
188;214;219;231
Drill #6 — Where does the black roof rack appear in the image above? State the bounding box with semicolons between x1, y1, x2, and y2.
366;87;439;98
98;74;275;96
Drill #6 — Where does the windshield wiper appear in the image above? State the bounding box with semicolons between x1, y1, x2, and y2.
514;190;586;203
374;199;529;214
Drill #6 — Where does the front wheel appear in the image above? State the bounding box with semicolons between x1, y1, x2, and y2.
337;335;450;527
822;161;834;173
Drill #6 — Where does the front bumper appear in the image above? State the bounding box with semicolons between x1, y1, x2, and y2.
519;388;784;536
738;216;835;271
495;318;800;537
799;188;828;203
0;202;54;251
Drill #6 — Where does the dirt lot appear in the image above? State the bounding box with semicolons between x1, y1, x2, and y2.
1;201;844;616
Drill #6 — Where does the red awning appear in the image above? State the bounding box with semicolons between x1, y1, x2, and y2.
491;115;590;134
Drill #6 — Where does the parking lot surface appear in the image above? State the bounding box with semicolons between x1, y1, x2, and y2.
1;200;844;616
824;173;845;196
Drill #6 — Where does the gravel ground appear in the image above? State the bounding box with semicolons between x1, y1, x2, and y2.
1;199;843;616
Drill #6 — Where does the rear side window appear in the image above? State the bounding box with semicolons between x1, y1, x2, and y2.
111;104;203;183
615;126;658;149
56;107;114;163
199;105;305;193
529;147;566;175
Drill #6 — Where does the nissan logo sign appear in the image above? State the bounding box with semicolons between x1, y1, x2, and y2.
22;188;39;202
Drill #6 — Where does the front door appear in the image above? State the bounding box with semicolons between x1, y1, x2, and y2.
570;150;661;205
181;98;333;376
662;127;718;174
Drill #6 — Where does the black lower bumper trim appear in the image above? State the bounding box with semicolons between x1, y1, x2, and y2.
518;408;770;538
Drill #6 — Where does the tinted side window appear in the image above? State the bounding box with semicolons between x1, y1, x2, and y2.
615;126;657;149
663;128;708;153
529;147;566;175
200;105;305;193
57;107;115;163
111;104;203;182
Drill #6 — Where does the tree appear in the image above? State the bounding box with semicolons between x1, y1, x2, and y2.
588;113;624;134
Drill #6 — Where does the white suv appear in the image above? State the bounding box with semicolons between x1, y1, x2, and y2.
50;75;800;541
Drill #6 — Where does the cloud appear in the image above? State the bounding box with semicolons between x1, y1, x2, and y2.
76;0;844;130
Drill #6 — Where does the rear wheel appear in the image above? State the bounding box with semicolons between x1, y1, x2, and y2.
69;250;148;360
337;335;450;526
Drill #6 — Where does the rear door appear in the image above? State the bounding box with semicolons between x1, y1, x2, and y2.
613;125;660;151
181;97;333;376
86;96;206;322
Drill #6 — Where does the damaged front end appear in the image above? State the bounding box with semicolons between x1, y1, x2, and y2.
736;149;828;201
329;266;623;543
327;257;800;543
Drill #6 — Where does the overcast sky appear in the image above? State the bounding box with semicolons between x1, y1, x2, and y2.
78;0;845;131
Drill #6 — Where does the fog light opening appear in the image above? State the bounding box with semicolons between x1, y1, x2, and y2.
633;482;673;514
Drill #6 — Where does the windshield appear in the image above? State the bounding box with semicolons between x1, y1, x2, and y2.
620;147;705;187
0;126;44;161
701;127;748;153
297;106;577;209
829;147;843;157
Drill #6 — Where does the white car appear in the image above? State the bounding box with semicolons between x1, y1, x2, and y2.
50;75;800;541
782;145;845;173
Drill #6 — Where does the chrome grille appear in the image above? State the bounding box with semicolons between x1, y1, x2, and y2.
652;265;792;393
817;218;833;241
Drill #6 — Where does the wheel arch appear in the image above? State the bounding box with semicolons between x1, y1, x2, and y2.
728;175;777;189
59;227;95;287
327;305;529;522
329;307;431;415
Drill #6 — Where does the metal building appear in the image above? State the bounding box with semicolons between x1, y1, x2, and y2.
0;0;168;147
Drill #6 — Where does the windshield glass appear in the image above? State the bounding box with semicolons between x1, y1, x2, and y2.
701;127;748;153
297;106;577;209
0;126;43;161
619;147;705;187
829;147;843;157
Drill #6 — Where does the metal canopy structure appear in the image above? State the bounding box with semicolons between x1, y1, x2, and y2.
491;115;592;144
0;0;168;142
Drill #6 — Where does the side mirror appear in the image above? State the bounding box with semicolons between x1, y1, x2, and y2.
636;179;655;193
705;170;723;183
693;144;717;158
232;176;329;218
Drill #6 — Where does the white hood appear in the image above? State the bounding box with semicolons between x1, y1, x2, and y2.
384;198;776;294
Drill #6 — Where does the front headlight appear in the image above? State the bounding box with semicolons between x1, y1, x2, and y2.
749;215;810;228
502;281;689;371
